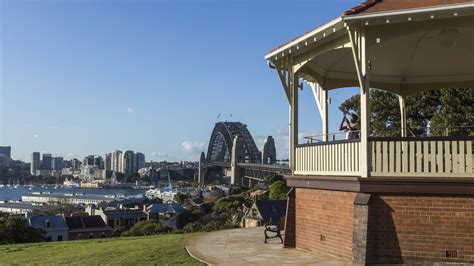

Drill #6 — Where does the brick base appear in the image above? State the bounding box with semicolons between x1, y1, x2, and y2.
284;188;474;264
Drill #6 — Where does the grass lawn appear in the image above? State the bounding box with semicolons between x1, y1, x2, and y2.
0;233;203;265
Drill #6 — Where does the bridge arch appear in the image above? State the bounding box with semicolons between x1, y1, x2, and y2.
206;122;260;163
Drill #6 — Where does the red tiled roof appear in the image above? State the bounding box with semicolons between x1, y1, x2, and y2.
343;0;473;16
266;0;473;57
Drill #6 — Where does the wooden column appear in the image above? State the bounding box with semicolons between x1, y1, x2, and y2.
348;22;370;178
321;86;329;142
289;62;299;172
399;95;407;137
359;27;370;178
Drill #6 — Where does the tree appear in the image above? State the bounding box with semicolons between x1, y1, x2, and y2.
268;181;289;200
0;215;45;244
121;220;173;237
339;88;473;137
173;192;189;204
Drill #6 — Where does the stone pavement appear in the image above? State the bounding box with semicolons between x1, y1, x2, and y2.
186;227;350;265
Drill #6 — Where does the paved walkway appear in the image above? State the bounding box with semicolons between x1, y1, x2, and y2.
186;227;349;265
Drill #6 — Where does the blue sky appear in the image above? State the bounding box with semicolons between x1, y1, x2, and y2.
0;0;361;162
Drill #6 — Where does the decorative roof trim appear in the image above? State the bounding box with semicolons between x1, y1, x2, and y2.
343;2;474;20
264;17;343;60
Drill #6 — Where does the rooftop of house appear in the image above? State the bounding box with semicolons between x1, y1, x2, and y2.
147;203;183;214
101;208;147;219
29;215;68;230
65;215;109;230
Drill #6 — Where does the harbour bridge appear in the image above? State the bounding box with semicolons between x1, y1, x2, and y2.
198;122;290;187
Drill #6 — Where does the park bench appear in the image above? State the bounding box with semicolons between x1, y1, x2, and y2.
264;218;283;244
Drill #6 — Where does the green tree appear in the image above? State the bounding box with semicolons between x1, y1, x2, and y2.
268;181;289;200
339;88;472;137
173;192;189;204
121;220;173;237
0;215;45;245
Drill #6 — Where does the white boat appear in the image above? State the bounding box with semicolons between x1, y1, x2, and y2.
63;178;80;188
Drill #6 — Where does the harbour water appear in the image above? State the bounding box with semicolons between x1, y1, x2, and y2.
0;185;146;201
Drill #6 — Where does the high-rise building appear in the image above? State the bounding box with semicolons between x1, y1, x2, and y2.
42;154;52;170
51;157;64;170
121;150;134;175
111;150;123;173
71;158;82;170
0;146;11;159
105;153;112;171
93;156;104;169
135;152;146;170
31;152;41;175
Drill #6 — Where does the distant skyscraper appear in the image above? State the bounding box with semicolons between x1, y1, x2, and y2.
105;153;112;171
135;152;146;170
31;152;40;175
42;154;52;170
51;157;64;170
121;150;134;175
111;150;123;173
93;156;104;170
0;146;11;159
71;158;81;170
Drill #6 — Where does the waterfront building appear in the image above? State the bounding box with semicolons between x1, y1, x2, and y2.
0;146;11;158
105;153;112;170
111;150;123;173
135;152;146;171
71;158;82;170
31;152;41;175
21;192;117;205
41;153;52;170
94;156;104;169
65;215;112;240
121;150;134;175
29;215;69;242
0;202;41;215
51;157;63;170
83;155;95;166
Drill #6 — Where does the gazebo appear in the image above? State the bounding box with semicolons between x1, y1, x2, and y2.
265;0;473;264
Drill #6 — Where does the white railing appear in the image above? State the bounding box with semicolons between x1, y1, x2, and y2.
293;136;474;178
295;140;360;176
370;137;474;177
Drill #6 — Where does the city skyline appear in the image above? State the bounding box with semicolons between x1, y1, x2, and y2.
1;0;361;162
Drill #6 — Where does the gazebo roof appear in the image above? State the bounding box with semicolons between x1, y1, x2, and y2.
265;0;474;95
344;0;473;16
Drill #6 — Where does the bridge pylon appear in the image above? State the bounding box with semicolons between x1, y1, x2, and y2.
198;152;206;187
230;135;244;185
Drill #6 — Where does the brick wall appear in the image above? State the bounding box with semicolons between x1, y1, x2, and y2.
368;194;474;264
294;188;356;260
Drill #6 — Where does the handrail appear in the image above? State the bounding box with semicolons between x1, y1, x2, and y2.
303;130;361;143
369;136;474;142
297;139;360;147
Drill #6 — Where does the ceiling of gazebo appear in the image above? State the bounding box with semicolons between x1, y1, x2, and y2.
296;16;473;95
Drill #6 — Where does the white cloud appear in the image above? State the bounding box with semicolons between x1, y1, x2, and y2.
127;107;135;113
181;141;205;160
33;133;39;139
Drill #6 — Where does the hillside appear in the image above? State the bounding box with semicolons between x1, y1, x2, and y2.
0;233;202;265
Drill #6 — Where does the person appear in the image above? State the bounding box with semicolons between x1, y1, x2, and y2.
339;114;360;139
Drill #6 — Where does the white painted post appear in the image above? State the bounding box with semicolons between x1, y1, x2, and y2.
289;62;299;173
359;27;370;178
321;86;329;142
399;95;407;137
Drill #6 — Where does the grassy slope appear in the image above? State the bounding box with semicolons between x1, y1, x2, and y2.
0;233;203;265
